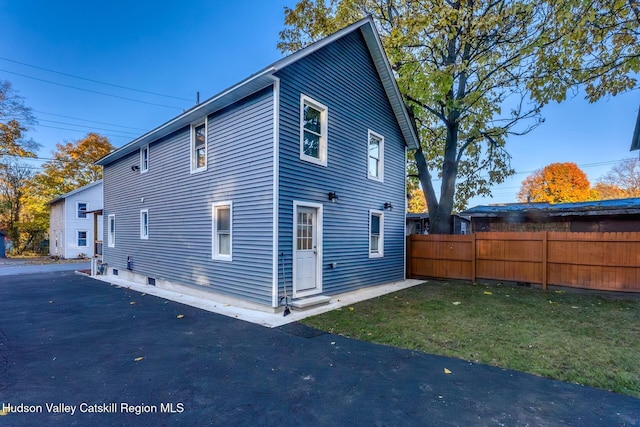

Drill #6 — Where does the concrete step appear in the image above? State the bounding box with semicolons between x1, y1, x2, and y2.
291;295;331;309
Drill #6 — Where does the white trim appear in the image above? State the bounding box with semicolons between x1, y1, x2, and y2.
107;214;115;248
140;209;149;239
404;146;407;279
190;119;208;173
292;201;323;298
212;201;232;261
271;78;280;308
76;201;88;219
369;209;384;258
299;94;328;167
140;144;149;173
367;129;384;182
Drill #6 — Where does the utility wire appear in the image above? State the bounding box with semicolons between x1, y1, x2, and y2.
0;56;193;102
37;124;132;140
33;110;147;131
0;68;184;110
38;119;139;136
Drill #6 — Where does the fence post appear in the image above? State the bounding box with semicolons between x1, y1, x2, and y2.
471;233;476;283
542;231;548;290
406;235;412;279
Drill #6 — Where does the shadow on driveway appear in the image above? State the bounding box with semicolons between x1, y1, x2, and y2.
0;272;638;426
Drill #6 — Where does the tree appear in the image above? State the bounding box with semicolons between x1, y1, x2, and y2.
595;158;640;198
0;80;39;158
592;182;627;200
529;0;640;103
34;133;114;200
407;188;427;213
0;159;34;253
517;162;597;203
279;1;639;233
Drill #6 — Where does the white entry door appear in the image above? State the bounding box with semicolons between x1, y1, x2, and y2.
294;203;322;297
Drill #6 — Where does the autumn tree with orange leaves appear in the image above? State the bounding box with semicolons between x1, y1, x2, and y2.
517;162;598;204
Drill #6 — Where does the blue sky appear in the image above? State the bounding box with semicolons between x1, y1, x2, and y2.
1;1;638;207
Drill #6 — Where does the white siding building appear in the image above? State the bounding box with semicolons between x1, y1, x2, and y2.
49;181;103;259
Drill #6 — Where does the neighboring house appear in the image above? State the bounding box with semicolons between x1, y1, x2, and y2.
406;214;470;236
96;18;419;311
0;230;6;258
461;198;640;233
49;181;103;258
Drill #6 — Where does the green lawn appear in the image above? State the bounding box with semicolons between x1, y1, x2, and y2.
301;280;640;398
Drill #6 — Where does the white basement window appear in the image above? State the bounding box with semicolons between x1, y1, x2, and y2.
212;201;232;261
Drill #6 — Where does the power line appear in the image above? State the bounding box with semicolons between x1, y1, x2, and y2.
38;119;139;137
37;124;132;140
0;56;193;102
0;68;185;110
33;110;147;131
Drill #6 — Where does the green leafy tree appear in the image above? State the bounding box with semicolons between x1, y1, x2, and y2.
0;80;39;158
529;0;640;103
280;0;639;233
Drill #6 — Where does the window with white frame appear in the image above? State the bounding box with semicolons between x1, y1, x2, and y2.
212;202;232;260
107;214;116;247
191;121;207;172
368;130;384;181
77;230;88;247
77;202;87;219
140;145;149;173
369;210;384;258
140;209;149;239
300;95;328;166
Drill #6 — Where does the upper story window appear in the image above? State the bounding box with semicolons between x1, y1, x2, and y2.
140;145;149;173
191;120;207;173
212;201;232;261
368;130;384;181
140;209;149;239
77;202;87;219
369;210;384;258
108;214;116;247
300;95;328;166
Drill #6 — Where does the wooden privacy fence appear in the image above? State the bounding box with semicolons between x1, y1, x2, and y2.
407;232;640;292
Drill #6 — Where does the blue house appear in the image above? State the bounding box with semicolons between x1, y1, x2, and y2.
96;18;419;311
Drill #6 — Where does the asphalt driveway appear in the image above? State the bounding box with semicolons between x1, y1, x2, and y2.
0;271;638;426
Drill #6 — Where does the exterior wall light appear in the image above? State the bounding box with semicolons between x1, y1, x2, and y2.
328;192;338;203
131;165;140;172
384;202;393;210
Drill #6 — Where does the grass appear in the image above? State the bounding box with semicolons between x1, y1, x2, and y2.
301;280;640;398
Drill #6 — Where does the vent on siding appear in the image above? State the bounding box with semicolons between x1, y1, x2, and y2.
147;277;156;286
113;269;119;276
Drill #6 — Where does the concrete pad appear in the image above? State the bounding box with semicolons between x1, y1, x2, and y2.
89;273;424;328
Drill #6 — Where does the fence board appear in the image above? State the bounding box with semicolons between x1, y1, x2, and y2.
408;232;640;293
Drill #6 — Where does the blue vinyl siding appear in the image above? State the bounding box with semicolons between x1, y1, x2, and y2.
276;30;406;296
103;88;275;305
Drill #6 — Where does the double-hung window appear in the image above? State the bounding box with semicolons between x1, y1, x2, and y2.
77;202;87;219
108;214;116;247
368;130;384;181
191;121;207;172
300;95;328;166
212;202;232;261
77;231;88;247
140;209;149;239
140;145;149;173
369;210;384;258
